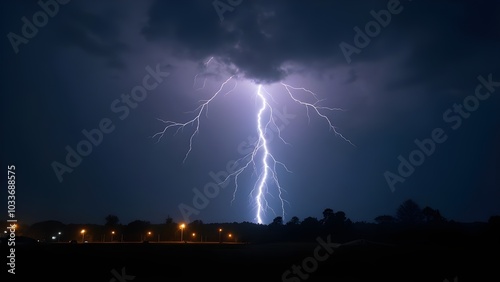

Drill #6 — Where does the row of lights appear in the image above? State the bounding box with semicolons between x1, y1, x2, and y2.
60;225;234;243
8;223;233;243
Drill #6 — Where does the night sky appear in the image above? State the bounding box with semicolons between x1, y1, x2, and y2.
2;0;499;226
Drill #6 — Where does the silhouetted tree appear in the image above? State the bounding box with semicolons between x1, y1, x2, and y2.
345;218;353;226
284;216;301;240
163;215;177;241
298;216;321;240
286;216;300;226
165;215;174;225
301;216;319;228
125;220;150;241
188;219;204;240
321;208;334;225
422;206;446;224
267;216;284;241
320;210;351;242
105;215;120;228
374;215;396;224
25;220;66;241
333;211;347;225
396;199;424;226
321;208;348;228
270;216;283;226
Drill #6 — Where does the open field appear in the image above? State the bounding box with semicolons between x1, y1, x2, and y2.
3;239;499;281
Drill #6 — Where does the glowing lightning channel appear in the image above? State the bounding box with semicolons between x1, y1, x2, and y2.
193;57;214;91
216;84;291;224
281;83;355;147
247;84;353;224
151;75;236;163
253;84;285;224
155;57;354;225
255;85;269;224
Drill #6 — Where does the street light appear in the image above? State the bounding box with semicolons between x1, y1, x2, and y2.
81;229;86;243
144;231;152;242
180;223;185;241
58;232;61;242
111;231;115;242
218;228;222;243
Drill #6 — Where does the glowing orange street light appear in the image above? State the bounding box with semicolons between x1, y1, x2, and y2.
111;231;115;242
81;229;86;242
179;223;185;241
218;228;222;243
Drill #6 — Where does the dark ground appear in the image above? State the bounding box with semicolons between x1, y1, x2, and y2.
2;239;499;282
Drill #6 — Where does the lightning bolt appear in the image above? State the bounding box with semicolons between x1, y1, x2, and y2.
154;57;353;224
253;85;289;224
151;75;236;163
281;83;355;147
193;57;214;91
219;85;291;224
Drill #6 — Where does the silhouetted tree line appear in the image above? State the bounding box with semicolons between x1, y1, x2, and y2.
6;199;500;246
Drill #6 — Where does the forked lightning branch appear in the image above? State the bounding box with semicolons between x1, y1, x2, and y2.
153;57;354;224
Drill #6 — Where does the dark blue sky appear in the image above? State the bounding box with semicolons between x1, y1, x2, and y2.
1;0;499;226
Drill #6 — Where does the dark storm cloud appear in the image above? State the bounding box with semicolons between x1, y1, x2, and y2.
54;3;129;68
386;0;500;93
141;0;500;85
141;0;373;83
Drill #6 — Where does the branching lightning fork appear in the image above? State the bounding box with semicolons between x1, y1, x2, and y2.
151;75;236;163
153;58;353;224
220;85;292;224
